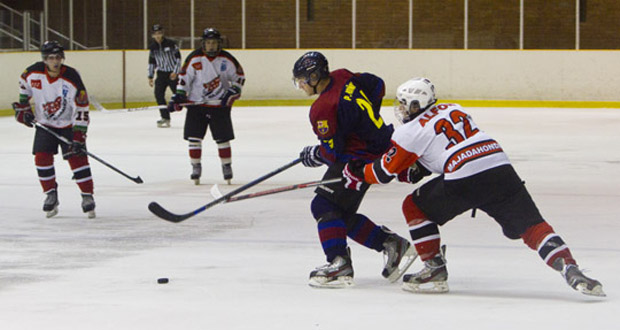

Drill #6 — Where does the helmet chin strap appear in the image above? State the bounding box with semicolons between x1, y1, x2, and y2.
308;77;324;95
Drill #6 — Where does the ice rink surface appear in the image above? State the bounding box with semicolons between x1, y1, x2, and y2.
1;105;619;329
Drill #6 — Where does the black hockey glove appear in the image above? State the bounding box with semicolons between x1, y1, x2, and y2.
12;102;34;127
65;130;87;158
67;141;87;158
300;145;326;167
221;86;241;107
397;161;431;184
343;159;367;191
167;93;187;113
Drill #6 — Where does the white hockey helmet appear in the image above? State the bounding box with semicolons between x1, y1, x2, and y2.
394;77;437;124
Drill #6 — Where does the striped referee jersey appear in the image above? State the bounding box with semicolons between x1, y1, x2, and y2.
148;38;181;77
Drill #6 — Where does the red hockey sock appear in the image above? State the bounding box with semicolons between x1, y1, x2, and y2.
35;152;56;193
403;195;440;261
68;155;93;194
188;138;202;161
521;221;576;270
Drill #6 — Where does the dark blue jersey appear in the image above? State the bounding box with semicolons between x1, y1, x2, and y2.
309;69;394;164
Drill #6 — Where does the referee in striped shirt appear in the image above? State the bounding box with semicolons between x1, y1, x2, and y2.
148;24;181;128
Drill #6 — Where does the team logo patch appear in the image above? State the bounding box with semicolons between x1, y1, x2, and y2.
76;90;89;106
317;120;329;135
31;79;42;89
220;62;227;72
192;62;202;70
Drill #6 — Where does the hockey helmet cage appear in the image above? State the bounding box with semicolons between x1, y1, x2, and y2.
394;77;437;124
41;41;65;60
202;28;222;56
292;51;329;89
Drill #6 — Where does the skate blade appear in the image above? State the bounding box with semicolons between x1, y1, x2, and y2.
576;283;606;297
45;207;59;218
308;276;354;289
86;210;96;219
193;178;200;185
402;281;449;294
385;245;418;283
226;179;231;185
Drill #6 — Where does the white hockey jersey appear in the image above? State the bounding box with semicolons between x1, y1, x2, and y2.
364;103;510;182
176;49;245;107
19;62;90;130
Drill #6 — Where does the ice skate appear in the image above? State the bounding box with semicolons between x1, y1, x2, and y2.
381;227;418;282
557;260;605;297
43;189;59;218
222;163;233;185
309;252;354;289
81;193;96;219
156;118;170;128
190;163;201;185
402;245;449;293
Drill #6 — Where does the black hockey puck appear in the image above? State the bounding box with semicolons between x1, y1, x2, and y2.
157;277;169;284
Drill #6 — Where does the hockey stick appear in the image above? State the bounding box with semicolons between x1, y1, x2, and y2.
96;100;221;113
148;158;303;223
210;177;341;203
34;122;144;184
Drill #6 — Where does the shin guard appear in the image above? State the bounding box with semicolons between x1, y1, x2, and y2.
521;221;576;270
403;195;440;261
35;152;57;193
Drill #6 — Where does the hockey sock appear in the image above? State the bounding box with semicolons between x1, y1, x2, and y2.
346;214;389;252
217;141;232;165
403;195;440;261
35;152;57;193
68;155;93;194
521;221;576;270
317;217;348;262
188;138;202;163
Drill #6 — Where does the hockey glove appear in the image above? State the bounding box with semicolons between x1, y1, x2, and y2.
66;130;87;158
300;145;326;167
343;159;367;191
167;93;187;113
397;161;431;184
221;86;241;107
12;102;34;127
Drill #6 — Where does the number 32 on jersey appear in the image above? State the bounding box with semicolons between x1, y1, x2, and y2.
419;104;479;150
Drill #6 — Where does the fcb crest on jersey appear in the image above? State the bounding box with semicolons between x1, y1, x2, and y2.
317;120;329;135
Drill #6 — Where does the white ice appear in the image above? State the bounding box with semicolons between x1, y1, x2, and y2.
1;106;619;330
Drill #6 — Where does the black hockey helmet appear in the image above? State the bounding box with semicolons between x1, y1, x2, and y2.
292;51;329;92
202;28;222;56
41;40;65;59
152;24;164;32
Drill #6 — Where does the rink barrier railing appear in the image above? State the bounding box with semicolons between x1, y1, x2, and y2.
3;98;620;117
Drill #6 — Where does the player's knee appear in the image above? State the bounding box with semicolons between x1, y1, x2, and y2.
34;152;54;166
402;195;427;226
310;195;341;222
520;221;554;250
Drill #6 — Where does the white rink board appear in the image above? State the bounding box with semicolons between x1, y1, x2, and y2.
0;106;619;330
2;49;620;105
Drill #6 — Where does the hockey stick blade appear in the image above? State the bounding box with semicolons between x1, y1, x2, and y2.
148;202;195;223
149;158;302;223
